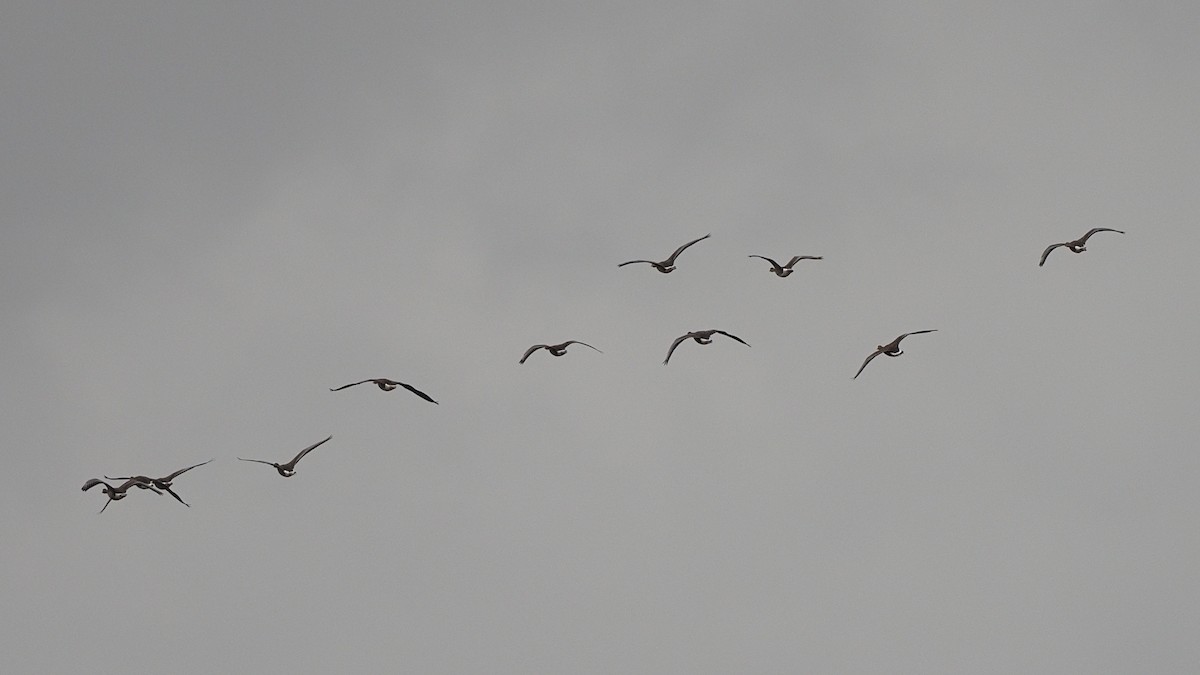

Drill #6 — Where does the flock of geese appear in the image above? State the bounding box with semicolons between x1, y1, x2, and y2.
81;227;1124;513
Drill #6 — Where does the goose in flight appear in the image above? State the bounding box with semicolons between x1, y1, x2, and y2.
107;459;214;507
238;435;332;478
854;330;937;379
520;340;603;364
663;329;750;365
618;234;711;273
330;378;438;404
1039;228;1124;266
748;254;822;277
81;477;159;514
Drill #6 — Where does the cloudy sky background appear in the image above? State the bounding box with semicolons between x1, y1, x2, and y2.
3;2;1199;672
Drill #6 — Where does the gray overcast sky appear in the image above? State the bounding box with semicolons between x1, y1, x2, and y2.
3;2;1199;673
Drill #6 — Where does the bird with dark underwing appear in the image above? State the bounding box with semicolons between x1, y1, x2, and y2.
238;436;332;478
330;379;438;404
748;254;822;277
663;329;750;365
520;340;602;364
81;477;159;514
618;234;711;273
854;330;937;379
1039;228;1124;267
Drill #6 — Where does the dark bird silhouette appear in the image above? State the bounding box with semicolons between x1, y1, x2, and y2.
663;329;750;365
618;234;711;273
854;330;937;379
238;436;332;478
1039;228;1125;266
107;459;214;507
81;477;159;514
748;254;822;277
330;378;437;404
520;340;603;364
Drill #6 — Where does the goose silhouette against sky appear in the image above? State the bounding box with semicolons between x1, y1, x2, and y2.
854;330;937;379
81;477;159;514
238;435;332;478
748;254;822;277
520;340;602;364
106;459;214;507
330;378;438;404
663;329;750;365
618;234;711;273
1039;228;1125;266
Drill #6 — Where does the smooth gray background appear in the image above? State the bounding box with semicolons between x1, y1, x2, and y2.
3;2;1198;673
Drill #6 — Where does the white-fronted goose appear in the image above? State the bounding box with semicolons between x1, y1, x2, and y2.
748;254;822;277
663;329;750;365
1039;228;1125;266
520;340;602;364
107;459;213;507
854;330;937;379
81;477;159;514
238;436;332;478
330;378;438;404
618;234;711;273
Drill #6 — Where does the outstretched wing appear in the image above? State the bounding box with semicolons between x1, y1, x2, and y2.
748;254;783;272
1080;227;1125;243
519;345;547;364
853;349;884;379
785;255;822;268
562;341;602;354
617;259;655;268
397;381;438;404
1039;242;1067;266
290;435;334;465
161;459;214;482
663;234;711;265
713;330;750;347
896;329;937;343
163;487;190;507
663;334;691;365
330;380;374;391
82;478;109;492
237;457;277;467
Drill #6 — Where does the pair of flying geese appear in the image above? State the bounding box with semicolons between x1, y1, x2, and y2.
518;331;750;366
618;233;824;277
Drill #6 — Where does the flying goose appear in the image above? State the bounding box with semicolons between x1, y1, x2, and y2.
618;234;711;273
853;330;937;379
330;378;438;404
663;329;750;365
748;254;823;277
106;459;214;507
81;477;159;514
1039;228;1125;266
238;435;332;478
520;340;603;364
